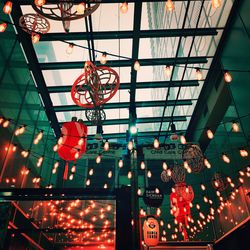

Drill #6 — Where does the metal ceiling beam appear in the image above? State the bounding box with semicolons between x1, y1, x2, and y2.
59;116;188;126
47;80;199;93
54;99;193;112
11;4;61;137
39;57;210;70
40;28;219;41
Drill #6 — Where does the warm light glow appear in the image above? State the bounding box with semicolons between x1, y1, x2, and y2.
120;2;128;14
153;137;160;149
96;154;101;164
0;23;7;33
104;183;108;189
3;1;12;14
127;140;133;150
232;122;239;132
162;161;168;170
76;2;86;14
239;149;248;158
137;188;142;196
156;208;161;216
127;171;132;179
167;169;172;177
200;183;206;191
211;0;221;9
165;0;174;12
108;170;112;178
53;144;58;152
203;196;208;203
32;33;40;44
204;158;211;168
140;161;145;170
74;150;80;159
86;179;90;186
34;0;46;7
206;129;214;139
147;170;152;178
196;204;200;210
71;165;76;173
180;135;186;144
222;153;230;164
100;52;107;65
78;137;84;146
89;168;94;176
3;119;10;128
164;65;171;77
103;140;109;151
118;159;123;168
133;60;140;71
21;150;29;158
69;174;74;180
196;68;203;80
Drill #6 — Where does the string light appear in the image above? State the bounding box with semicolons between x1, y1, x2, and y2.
86;179;91;186
74;150;80;159
224;70;232;83
133;60;140;71
103;139;109;151
76;2;86;14
231;121;240;132
211;0;221;9
147;170;152;178
89;168;94;176
53;144;58;152
222;153;230;164
200;183;206;191
96;154;102;164
120;2;128;14
32;33;40;44
206;129;214;139
34;0;46;7
164;65;171;77
140;161;145;170
108;170;112;178
118;159;123;168
127;171;132;179
3;1;12;14
69;174;74;180
100;52;107;65
153;137;160;149
180;135;186;144
66;43;74;55
204;158;211;169
34;130;43;144
21;150;29;158
165;0;174;12
3;119;10;128
127;140;133;150
37;156;43;167
0;23;7;33
196;68;203;81
71;165;76;173
137;188;142;196
239;148;248;158
162;161;168;170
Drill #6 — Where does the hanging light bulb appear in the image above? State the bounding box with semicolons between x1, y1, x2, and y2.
164;65;171;77
222;153;230;164
118;159;123;168
211;0;221;9
137;188;142;196
206;129;214;139
21;150;29;158
103;139;109;151
12;145;17;152
54;161;59;169
69;174;74;180
108;170;112;178
153;137;160;149
204;158;211;168
180;135;186;144
104;183;108;189
96;154;102;164
140;161;145;170
3;1;12;14
156;208;161;216
100;52;107;65
89;168;94;176
3;119;10;128
200;183;206;191
133;60;140;71
162;161;168;170
86;179;90;186
53;144;58;152
120;2;128;14
34;0;46;7
76;2;86;14
147;170;152;178
127;140;133;150
239;148;248;158
0;23;7;33
37;156;43;167
165;0;174;12
231;121;239;132
75;150;80;159
66;43;74;55
71;165;76;173
52;168;57;174
127;171;132;179
196;68;203;80
32;33;40;44
167;169;172;177
224;70;232;83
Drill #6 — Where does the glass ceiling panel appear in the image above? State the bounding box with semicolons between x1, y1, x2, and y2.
87;124;128;135
92;3;134;31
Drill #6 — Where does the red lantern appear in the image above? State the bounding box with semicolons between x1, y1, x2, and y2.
58;121;87;162
143;216;159;246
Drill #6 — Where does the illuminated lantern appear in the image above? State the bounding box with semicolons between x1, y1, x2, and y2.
143;216;159;247
58;119;87;179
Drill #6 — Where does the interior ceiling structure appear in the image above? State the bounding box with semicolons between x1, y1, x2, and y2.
10;0;234;143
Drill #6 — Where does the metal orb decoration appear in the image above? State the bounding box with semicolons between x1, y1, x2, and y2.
160;170;171;183
19;13;50;35
31;1;101;32
211;172;228;192
171;165;186;184
71;61;120;109
182;143;204;173
85;108;106;126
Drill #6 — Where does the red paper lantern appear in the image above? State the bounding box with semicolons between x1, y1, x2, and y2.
143;216;159;247
58;121;87;162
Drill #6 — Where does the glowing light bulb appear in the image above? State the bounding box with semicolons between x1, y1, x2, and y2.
69;174;74;180
96;154;101;164
137;188;142;196
167;169;172;177
32;33;40;44
211;0;221;9
108;170;112;178
34;0;46;7
3;1;12;14
162;161;168;170
180;135;186;144
127;171;132;179
239;149;248;158
200;184;206;191
153;137;160;149
120;2;128;14
224;70;232;83
156;208;161;216
104;183;108;189
164;65;171;77
74;151;80;159
147;170;152;178
231;122;239;132
89;168;94;176
127;140;133;150
100;52;107;65
52;168;57;174
203;196;208;203
133;60;140;71
204;158;211;168
0;23;7;33
222;153;230;164
103;140;109;151
206;129;214;139
165;0;174;12
118;159;123;168
71;165;76;173
76;2;86;14
53;144;58;152
196;68;203;80
86;179;90;186
140;161;145;170
3;119;10;128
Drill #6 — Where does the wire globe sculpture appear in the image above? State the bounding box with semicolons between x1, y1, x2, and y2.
211;172;228;192
182;144;204;173
85;108;106;126
161;170;172;183
172;165;186;184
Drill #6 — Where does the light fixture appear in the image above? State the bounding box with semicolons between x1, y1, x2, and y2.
104;183;108;189
128;171;132;179
206;128;214;139
0;23;7;33
34;0;46;7
239;148;248;158
96;154;102;164
71;165;76;173
129;125;137;135
120;2;128;14
196;68;203;81
164;65;171;77
118;159;123;168
180;135;186;144
86;179;91;186
162;161;168;170
100;52;107;65
165;0;174;12
127;140;133;150
74;150;80;159
231;121;239;132
2;119;10;128
204;158;211;168
222;153;230;164
76;2;86;14
147;170;152;178
211;0;221;9
133;60;140;71
103;139;109;151
200;183;206;191
140;161;145;170
3;1;12;14
66;43;74;55
153;137;160;149
31;33;40;44
108;170;112;178
224;70;232;83
53;144;58;152
69;174;74;180
89;168;94;176
137;188;142;196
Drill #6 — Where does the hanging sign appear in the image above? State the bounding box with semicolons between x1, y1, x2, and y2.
143;216;160;246
143;187;164;207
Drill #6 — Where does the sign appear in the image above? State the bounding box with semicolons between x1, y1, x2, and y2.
143;187;164;207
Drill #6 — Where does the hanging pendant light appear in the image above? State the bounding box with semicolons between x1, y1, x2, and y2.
133;60;140;71
196;68;203;80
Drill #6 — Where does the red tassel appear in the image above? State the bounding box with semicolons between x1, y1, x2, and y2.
63;162;68;180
